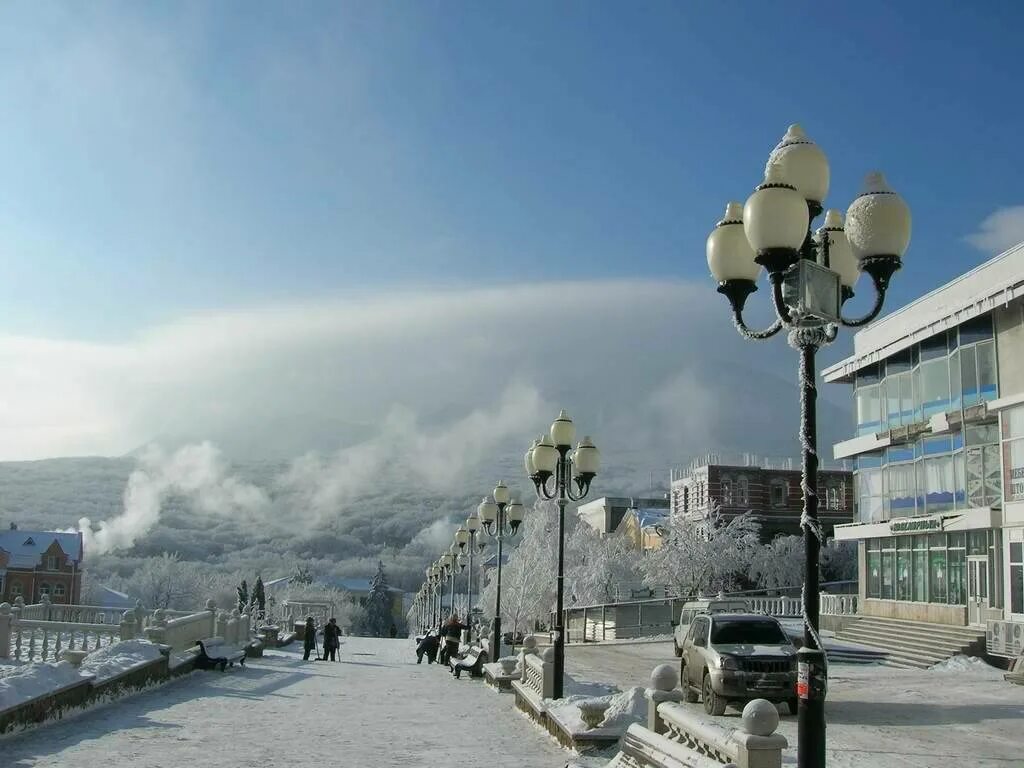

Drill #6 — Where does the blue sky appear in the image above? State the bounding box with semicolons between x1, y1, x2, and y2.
1;1;1021;340
1;2;1023;464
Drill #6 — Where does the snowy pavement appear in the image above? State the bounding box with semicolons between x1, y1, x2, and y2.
1;637;569;767
566;641;1024;767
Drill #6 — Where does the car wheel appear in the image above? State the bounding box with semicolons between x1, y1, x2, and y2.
702;672;726;716
787;698;799;716
680;663;698;703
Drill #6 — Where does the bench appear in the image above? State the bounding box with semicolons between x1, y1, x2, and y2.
195;637;246;671
450;645;487;679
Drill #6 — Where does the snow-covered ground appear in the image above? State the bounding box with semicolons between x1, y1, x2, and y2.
566;641;1024;767
1;637;570;767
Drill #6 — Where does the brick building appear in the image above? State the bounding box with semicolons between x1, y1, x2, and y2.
0;527;84;604
669;453;854;539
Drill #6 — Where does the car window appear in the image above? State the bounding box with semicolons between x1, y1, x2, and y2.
679;610;692;624
690;619;707;647
710;619;788;645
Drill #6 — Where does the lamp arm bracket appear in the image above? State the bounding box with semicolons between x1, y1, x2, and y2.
839;274;887;327
770;272;795;326
732;307;783;340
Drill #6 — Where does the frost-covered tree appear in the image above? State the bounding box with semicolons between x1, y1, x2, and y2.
236;579;249;612
749;535;805;591
641;503;760;597
362;560;393;637
292;564;313;586
565;523;640;605
125;552;206;610
822;538;857;582
253;576;266;613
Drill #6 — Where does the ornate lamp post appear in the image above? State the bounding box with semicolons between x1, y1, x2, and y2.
478;481;524;659
526;410;600;700
707;124;910;768
429;564;442;629
440;551;457;621
455;524;474;627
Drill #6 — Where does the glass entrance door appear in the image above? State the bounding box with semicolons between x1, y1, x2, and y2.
967;556;989;626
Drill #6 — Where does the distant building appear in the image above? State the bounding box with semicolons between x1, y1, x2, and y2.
0;527;84;604
577;496;670;536
94;586;136;611
333;577;405;624
618;504;670;552
669;453;853;540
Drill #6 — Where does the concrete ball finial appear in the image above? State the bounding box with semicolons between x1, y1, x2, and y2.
0;602;10;615
741;698;780;736
205;599;217;611
650;663;678;692
523;635;538;650
541;646;555;663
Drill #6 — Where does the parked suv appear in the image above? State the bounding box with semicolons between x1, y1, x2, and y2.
672;598;749;657
679;613;798;716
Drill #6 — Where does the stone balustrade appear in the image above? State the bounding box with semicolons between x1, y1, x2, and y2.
0;601;123;663
820;593;858;616
521;647;554;700
746;596;801;618
659;699;787;768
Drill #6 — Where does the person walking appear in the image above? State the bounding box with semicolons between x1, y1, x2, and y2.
389;623;398;638
439;613;466;668
323;617;341;662
302;617;317;661
415;631;439;664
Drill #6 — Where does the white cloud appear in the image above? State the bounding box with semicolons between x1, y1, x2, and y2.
0;279;837;493
965;205;1024;253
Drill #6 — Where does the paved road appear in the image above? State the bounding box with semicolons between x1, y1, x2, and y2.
1;638;569;768
567;640;1024;768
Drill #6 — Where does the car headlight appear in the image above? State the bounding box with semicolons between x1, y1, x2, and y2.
718;654;739;671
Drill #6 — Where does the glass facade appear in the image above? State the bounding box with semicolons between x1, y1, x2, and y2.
853;425;999;524
854;317;997;437
866;530;998;605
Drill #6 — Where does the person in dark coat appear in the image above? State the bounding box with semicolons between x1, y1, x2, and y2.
323;617;341;662
389;623;398;638
416;632;440;664
439;613;467;666
302;617;317;661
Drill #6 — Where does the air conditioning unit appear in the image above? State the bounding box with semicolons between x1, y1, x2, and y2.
987;619;1024;658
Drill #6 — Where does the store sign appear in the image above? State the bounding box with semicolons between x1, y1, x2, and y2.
889;516;943;535
1011;466;1024;500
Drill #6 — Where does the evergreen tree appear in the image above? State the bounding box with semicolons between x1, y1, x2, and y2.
237;579;249;613
254;576;266;613
362;560;393;637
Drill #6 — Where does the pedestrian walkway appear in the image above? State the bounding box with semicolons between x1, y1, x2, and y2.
1;637;569;767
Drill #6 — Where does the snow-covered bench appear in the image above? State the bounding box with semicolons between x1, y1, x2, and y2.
449;645;486;679
194;638;246;672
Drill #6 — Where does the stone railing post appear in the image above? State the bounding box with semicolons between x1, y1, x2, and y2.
205;599;217;638
215;610;229;640
519;635;538;681
120;610;137;641
145;608;168;646
646;664;685;735
40;593;52;620
228;609;240;645
730;700;788;768
540;646;555;699
134;600;146;634
0;602;11;658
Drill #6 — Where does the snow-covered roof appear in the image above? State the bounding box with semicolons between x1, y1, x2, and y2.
824;242;1024;383
628;507;668;529
332;577;403;594
95;586;137;610
0;530;83;569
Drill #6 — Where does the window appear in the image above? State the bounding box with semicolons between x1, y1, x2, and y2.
881;538;895;599
46;556;58;571
770;480;787;507
54;584;66;598
856;467;884;522
737;476;749;505
721;478;734;506
887;462;917;518
912;535;928;601
39;583;51;598
1010;540;1023;615
896;538;912;600
682;486;689;513
923;454;955;513
947;532;966;605
10;582;23;596
856;384;882;436
867;540;881;598
1002;406;1024;502
929;535;947;603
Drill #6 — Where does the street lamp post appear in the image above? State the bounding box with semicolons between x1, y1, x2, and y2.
478;482;524;661
526;410;600;700
706;124;910;768
455;523;474;630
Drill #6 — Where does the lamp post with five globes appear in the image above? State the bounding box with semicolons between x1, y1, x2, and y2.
478;482;524;659
525;410;600;700
705;124;910;768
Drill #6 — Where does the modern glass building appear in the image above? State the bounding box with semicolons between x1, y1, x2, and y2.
824;243;1024;638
